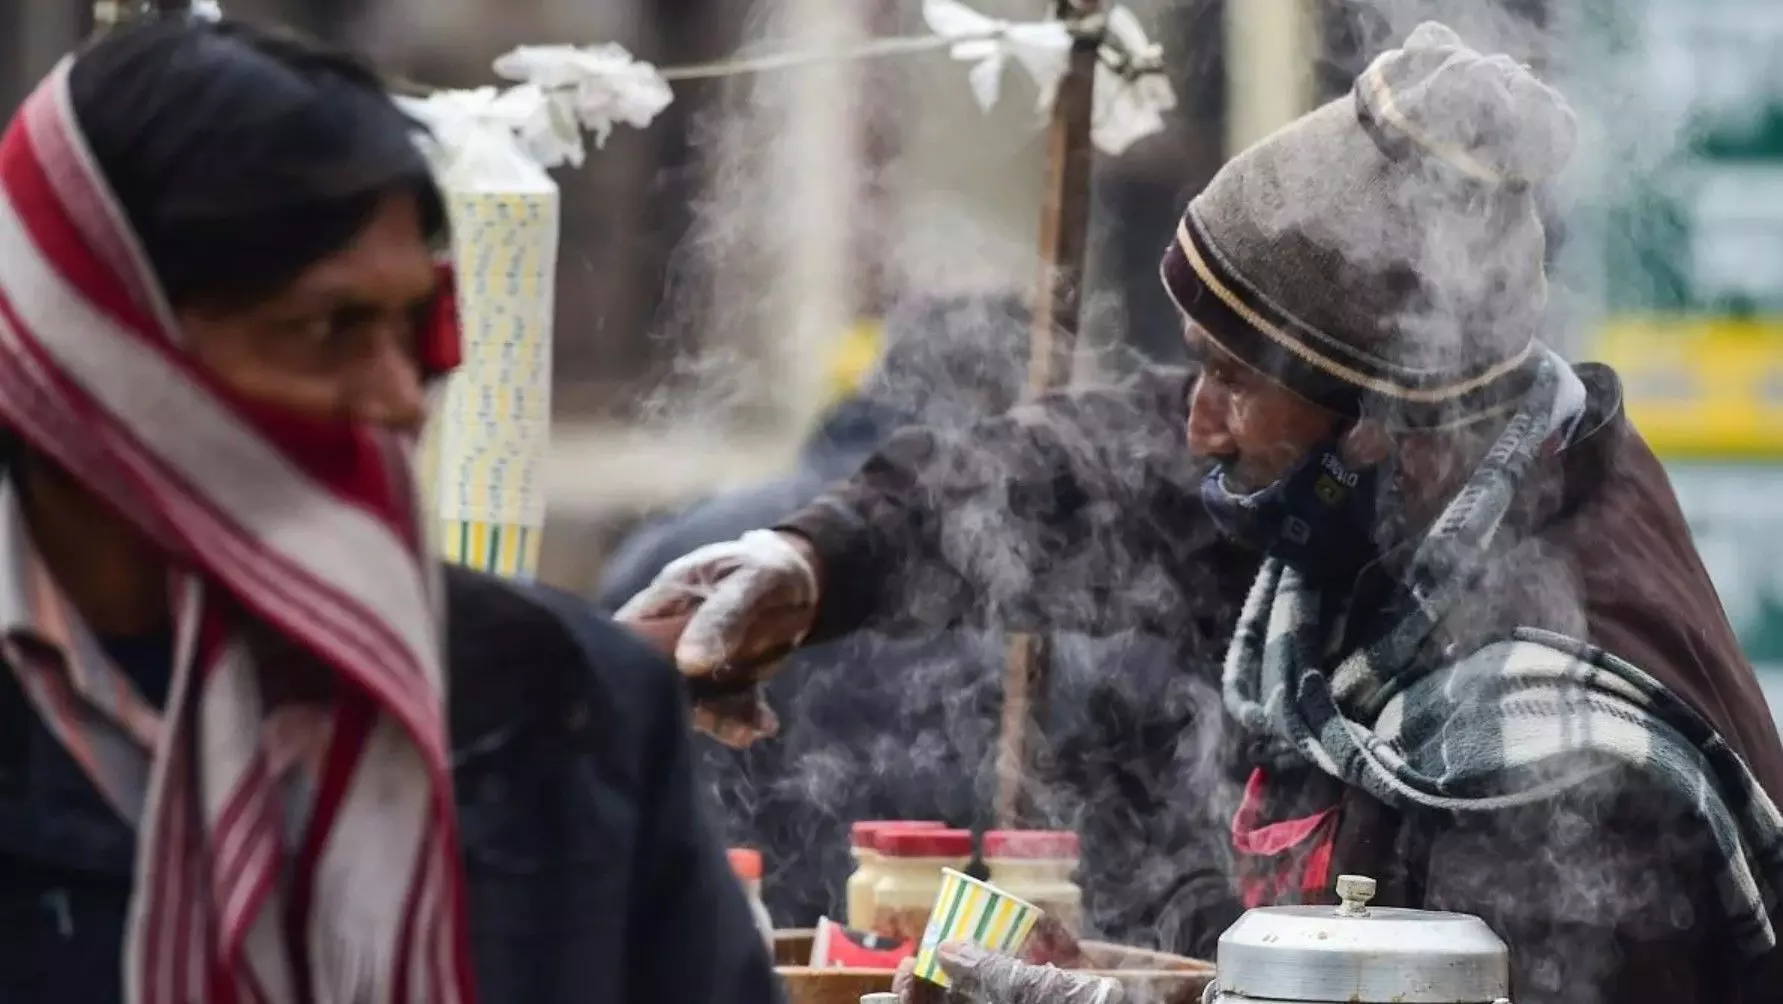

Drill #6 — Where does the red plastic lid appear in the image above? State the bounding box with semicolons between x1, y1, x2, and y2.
728;848;763;881
876;828;974;858
982;830;1080;859
850;820;948;849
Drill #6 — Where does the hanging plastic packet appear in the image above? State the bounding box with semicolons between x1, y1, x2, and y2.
397;88;561;580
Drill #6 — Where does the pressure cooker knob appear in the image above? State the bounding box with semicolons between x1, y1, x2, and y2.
1335;874;1377;916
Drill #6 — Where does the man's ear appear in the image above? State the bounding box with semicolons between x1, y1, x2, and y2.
1340;420;1391;467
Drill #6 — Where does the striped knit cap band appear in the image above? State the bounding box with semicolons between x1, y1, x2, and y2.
1161;22;1578;428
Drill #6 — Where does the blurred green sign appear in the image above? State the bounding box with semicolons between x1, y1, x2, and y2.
1669;465;1783;683
1603;0;1783;316
1580;0;1783;468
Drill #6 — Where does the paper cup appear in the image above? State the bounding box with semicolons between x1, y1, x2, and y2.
427;188;557;583
438;519;542;580
911;869;1043;987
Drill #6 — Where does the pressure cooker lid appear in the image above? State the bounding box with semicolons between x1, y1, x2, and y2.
1214;875;1510;1003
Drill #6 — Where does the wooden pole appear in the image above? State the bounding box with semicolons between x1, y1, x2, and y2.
994;0;1102;830
90;0;188;32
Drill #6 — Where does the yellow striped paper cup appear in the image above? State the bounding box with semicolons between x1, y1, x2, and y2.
911;868;1043;987
439;519;542;580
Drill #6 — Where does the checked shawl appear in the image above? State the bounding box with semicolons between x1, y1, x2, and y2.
1222;352;1783;956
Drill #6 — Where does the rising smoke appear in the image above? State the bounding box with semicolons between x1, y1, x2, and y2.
639;2;1714;999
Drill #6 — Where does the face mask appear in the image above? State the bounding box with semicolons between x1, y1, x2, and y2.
1200;432;1387;581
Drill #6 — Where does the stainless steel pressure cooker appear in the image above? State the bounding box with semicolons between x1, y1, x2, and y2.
1202;874;1511;1004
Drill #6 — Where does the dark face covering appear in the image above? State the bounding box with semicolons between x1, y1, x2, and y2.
1200;430;1388;582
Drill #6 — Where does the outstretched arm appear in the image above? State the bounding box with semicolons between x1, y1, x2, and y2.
783;365;1209;642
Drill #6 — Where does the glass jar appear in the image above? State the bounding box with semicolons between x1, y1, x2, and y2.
845;820;945;931
870;828;974;941
983;830;1083;934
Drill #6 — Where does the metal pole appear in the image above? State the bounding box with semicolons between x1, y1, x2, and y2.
994;0;1101;830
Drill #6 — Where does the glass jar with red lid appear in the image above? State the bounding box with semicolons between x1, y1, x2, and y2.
869;828;973;941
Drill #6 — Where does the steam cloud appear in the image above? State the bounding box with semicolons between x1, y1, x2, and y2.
623;2;1717;1000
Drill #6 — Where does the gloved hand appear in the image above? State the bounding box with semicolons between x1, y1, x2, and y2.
616;529;821;746
893;943;1125;1004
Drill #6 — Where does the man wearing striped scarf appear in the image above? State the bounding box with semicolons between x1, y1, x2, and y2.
0;15;777;1004
622;23;1783;1004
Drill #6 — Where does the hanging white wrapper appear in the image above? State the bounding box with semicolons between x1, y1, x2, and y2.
402;87;565;176
922;0;1176;156
491;44;674;165
400;90;562;580
923;0;1072;113
1091;6;1177;155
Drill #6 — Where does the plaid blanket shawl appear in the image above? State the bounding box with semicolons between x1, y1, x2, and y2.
1223;352;1783;957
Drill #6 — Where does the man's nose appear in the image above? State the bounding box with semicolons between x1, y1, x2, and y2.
350;336;428;436
1185;376;1236;458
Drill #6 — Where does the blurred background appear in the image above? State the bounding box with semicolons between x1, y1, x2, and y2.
3;0;1781;724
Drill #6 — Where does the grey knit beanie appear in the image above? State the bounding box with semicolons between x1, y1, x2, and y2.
1161;22;1577;428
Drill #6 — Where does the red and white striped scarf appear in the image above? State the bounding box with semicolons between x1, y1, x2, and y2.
0;58;474;1004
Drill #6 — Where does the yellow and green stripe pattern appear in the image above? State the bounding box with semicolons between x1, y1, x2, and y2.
438;520;541;580
912;869;1043;987
425;187;559;580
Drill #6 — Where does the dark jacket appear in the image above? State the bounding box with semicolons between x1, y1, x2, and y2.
778;362;1783;1004
0;564;780;1004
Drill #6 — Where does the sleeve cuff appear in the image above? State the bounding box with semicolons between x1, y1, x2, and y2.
775;494;879;642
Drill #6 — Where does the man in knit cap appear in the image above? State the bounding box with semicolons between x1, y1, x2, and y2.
620;23;1783;1004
